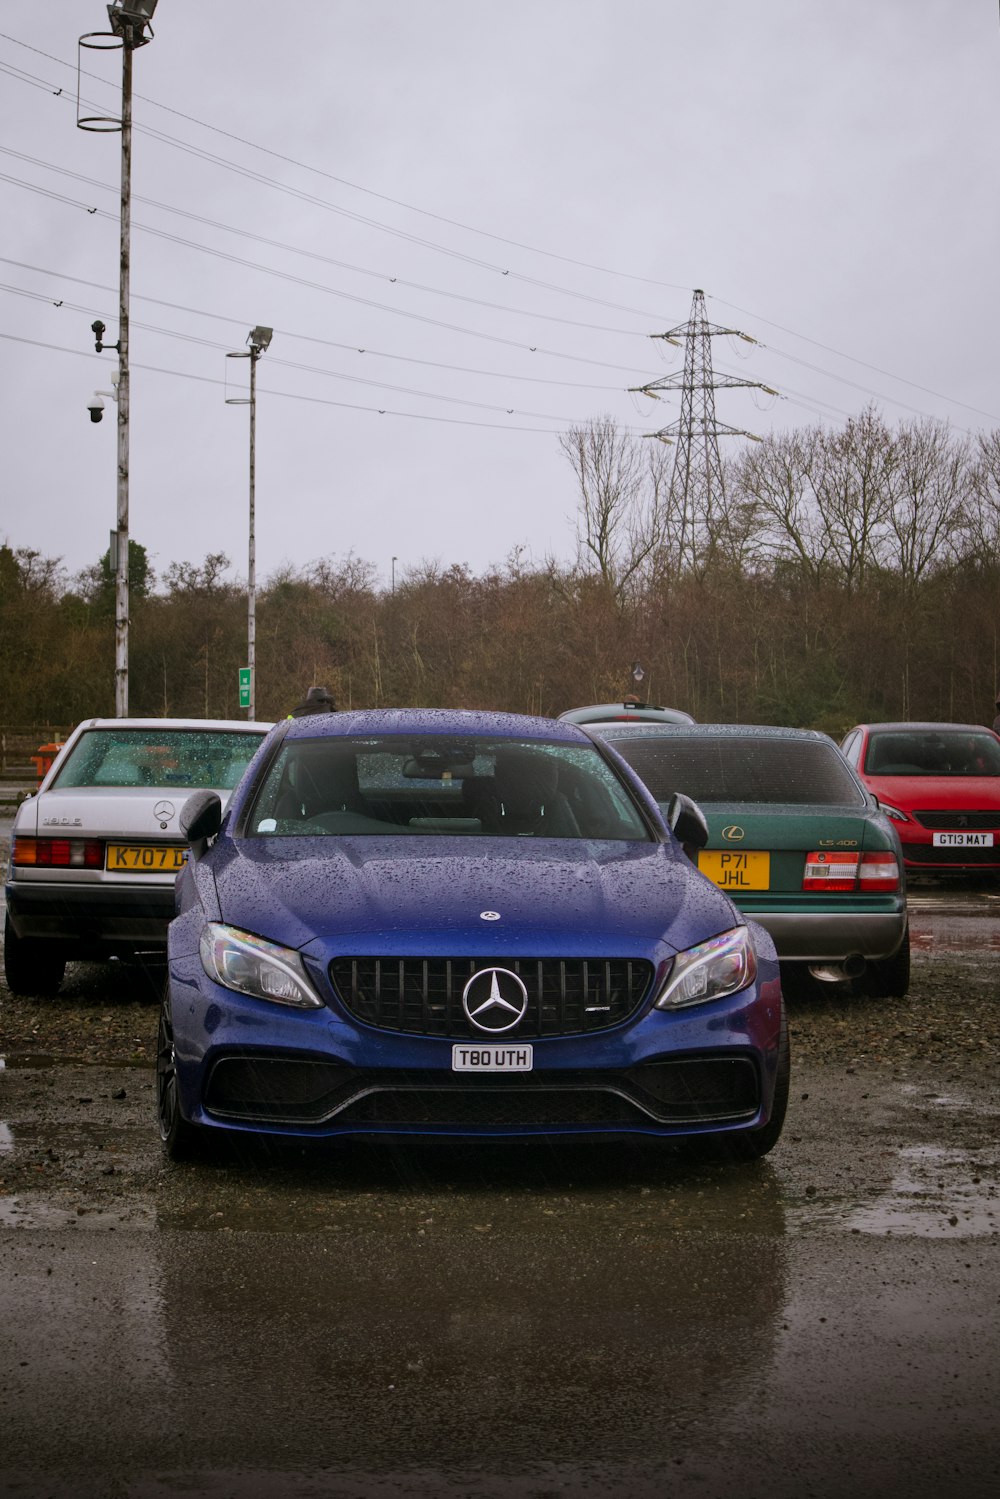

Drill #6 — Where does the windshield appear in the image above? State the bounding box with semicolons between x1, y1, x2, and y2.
863;730;1000;777
605;735;866;806
246;734;650;840
52;729;267;791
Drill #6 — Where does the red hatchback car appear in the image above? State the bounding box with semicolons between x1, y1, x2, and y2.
841;721;1000;875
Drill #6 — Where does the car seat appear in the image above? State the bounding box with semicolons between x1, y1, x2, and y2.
489;750;581;837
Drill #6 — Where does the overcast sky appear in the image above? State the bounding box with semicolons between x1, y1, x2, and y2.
1;1;998;593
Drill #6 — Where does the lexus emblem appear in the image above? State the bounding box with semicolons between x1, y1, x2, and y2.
462;967;529;1034
722;824;745;842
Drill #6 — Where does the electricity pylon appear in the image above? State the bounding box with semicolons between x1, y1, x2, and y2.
630;289;776;564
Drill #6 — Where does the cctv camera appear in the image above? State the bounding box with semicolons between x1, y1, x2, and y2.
88;393;105;424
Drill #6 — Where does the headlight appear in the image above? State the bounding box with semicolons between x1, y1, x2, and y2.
199;923;324;1009
878;802;909;823
655;926;757;1010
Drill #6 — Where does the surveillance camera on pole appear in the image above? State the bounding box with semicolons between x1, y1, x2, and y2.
87;373;119;423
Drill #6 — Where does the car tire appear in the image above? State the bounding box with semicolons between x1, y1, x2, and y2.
156;988;203;1161
862;927;911;999
3;915;66;997
728;1008;790;1162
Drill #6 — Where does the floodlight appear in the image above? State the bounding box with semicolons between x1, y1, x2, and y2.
107;1;158;43
109;0;158;23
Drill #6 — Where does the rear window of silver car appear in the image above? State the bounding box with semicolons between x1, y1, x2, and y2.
606;736;866;806
52;729;267;790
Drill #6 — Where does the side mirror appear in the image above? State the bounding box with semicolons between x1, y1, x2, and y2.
666;791;709;858
180;790;222;859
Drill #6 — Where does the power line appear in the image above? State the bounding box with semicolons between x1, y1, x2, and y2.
0;147;664;338
0;35;695;298
0;260;634;390
1;36;994;431
709;293;1000;426
0;331;576;434
1;28;990;429
0;174;676;374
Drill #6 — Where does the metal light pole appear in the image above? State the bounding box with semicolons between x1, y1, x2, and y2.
227;326;272;721
391;555;398;595
78;1;158;717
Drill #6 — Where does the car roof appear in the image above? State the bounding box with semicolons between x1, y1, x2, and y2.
588;722;836;743
855;722;998;735
281;707;589;744
558;703;695;724
70;718;274;732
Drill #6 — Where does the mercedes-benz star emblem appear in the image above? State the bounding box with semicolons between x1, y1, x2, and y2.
722;824;745;842
154;800;176;822
462;967;529;1034
479;910;501;921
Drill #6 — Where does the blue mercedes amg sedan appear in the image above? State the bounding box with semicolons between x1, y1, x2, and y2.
158;709;788;1161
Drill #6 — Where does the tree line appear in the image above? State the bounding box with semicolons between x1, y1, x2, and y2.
2;407;998;736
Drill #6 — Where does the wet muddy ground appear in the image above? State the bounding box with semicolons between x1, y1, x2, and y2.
1;885;998;1498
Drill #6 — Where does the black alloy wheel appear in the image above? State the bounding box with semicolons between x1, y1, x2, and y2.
156;987;202;1160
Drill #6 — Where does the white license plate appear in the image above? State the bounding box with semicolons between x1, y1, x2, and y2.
932;832;994;847
452;1043;533;1072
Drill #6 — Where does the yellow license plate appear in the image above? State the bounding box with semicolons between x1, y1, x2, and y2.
698;850;771;891
106;843;187;873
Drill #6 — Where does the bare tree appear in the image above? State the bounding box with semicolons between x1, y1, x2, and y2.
732;427;833;580
560;417;666;604
882;418;969;588
964;429;1000;566
812;406;896;589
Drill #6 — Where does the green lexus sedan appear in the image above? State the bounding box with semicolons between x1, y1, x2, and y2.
590;723;909;997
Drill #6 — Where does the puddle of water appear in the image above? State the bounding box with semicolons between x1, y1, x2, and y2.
2;1052;146;1070
899;1084;1000;1115
838;1144;998;1239
0;1194;156;1230
909;913;1000;954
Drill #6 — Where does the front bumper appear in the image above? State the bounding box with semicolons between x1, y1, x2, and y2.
5;879;175;952
200;1054;764;1131
166;952;785;1144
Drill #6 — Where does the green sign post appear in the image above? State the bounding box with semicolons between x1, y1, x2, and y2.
238;667;251;709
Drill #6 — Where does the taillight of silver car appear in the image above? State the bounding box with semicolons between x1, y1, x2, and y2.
12;837;104;869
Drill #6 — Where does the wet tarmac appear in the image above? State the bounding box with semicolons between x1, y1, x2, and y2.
0;886;998;1498
908;880;1000;952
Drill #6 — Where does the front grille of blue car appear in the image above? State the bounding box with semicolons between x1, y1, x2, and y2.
328;957;655;1038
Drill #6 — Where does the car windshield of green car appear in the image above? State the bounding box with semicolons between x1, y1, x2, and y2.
608;736;866;806
52;730;266;790
246;735;651;839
